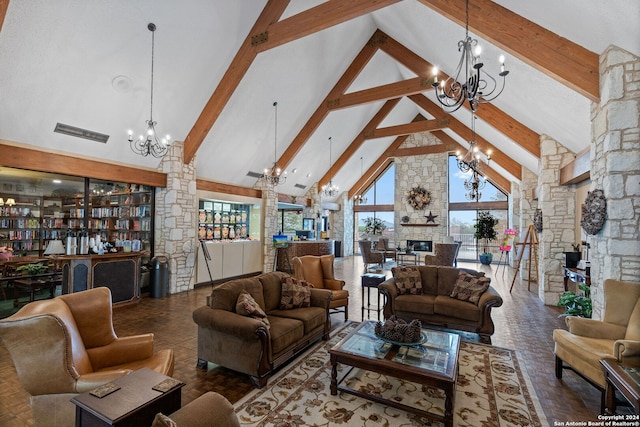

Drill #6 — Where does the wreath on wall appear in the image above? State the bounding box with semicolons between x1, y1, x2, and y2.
581;189;606;235
406;185;431;210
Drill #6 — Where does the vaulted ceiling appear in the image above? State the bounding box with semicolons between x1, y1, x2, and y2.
0;0;638;200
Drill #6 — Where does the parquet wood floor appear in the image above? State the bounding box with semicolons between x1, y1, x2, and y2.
0;257;605;426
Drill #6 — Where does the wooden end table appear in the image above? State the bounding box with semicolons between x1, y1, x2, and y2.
71;368;184;426
601;358;640;415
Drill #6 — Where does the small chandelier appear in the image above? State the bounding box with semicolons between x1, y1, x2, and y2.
321;137;339;198
353;156;367;204
457;113;490;201
263;101;286;186
431;0;509;113
128;23;171;158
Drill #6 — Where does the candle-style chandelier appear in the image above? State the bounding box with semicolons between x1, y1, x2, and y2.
431;0;509;113
321;137;339;198
128;23;172;158
263;101;287;186
353;156;367;204
457;113;491;201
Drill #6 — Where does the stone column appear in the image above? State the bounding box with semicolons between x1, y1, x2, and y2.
261;181;278;273
154;141;197;294
341;193;354;256
589;46;640;319
538;136;576;304
518;167;539;276
508;180;521;268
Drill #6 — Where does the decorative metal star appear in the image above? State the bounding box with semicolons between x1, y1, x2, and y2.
425;211;438;223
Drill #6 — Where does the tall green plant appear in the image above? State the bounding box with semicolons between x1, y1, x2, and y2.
557;283;592;318
363;217;386;235
473;211;498;254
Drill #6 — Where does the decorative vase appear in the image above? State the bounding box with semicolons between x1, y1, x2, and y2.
479;253;493;265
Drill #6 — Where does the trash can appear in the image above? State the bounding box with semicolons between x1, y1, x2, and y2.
150;256;169;298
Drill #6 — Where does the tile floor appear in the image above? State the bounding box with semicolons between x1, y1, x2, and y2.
0;256;606;426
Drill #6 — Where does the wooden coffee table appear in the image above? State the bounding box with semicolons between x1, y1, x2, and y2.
71;368;184;426
329;321;460;427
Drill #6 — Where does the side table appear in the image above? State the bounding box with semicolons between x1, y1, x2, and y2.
397;252;419;266
601;358;640;415
361;273;386;321
71;368;184;426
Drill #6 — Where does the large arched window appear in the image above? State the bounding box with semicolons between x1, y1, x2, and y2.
354;163;395;251
448;156;509;262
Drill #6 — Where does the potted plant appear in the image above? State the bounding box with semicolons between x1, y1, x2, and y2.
16;262;49;276
474;211;498;265
557;283;592;318
363;217;386;239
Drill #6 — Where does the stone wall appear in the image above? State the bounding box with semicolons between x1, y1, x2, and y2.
538;136;576;304
518;167;539;275
261;181;278;273
394;132;448;246
589;46;640;319
154;141;197;293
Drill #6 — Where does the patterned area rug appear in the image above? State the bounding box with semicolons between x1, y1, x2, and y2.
234;322;547;426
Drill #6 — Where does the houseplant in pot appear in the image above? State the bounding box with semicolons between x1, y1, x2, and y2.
363;217;386;240
474;211;498;265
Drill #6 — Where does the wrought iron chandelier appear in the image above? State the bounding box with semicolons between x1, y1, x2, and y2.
321;137;339;198
263;101;286;186
128;23;171;158
431;0;509;113
457;113;490;201
353;156;367;204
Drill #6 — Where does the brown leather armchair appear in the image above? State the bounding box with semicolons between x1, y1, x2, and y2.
554;279;640;411
0;287;174;427
423;242;459;266
292;254;349;320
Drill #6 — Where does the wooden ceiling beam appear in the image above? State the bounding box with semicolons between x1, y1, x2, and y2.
319;98;400;190
380;33;541;157
392;143;450;158
254;0;402;52
326;76;434;111
0;142;167;188
365;117;449;139
0;0;9;32
417;0;599;102
183;0;290;164
409;94;522;178
277;30;385;170
196;179;262;199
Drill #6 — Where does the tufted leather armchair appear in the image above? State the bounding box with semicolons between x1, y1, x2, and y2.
554;279;640;412
292;254;349;320
0;287;174;427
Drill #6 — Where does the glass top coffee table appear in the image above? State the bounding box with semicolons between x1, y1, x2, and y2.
329;320;460;427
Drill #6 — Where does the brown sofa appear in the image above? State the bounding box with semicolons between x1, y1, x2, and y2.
0;287;174;427
160;391;240;427
379;266;503;343
192;271;332;388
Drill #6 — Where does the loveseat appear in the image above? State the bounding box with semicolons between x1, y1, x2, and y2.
378;266;503;343
192;271;332;388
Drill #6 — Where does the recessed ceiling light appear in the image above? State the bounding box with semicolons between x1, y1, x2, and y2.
53;179;62;184
306;173;312;178
292;168;297;174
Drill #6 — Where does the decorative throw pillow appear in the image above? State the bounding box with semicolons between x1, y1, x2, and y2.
280;277;312;309
152;413;178;427
236;290;270;327
391;266;422;295
450;272;491;305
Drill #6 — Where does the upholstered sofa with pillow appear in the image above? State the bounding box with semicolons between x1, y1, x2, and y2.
378;266;503;343
192;271;332;388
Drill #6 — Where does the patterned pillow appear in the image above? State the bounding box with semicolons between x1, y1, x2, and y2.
236;290;270;327
450;272;491;305
391;266;422;295
152;413;177;427
280;277;312;309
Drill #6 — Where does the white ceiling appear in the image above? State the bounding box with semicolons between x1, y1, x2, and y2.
1;0;638;200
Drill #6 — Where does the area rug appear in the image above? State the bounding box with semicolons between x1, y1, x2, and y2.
234;322;548;426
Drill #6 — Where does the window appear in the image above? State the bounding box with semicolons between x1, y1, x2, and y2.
448;156;509;262
354;164;395;249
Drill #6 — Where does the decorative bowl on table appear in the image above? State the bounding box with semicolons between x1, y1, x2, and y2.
374;317;425;346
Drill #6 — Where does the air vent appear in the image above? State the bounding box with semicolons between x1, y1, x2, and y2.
246;171;264;178
54;123;109;143
294;183;306;189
